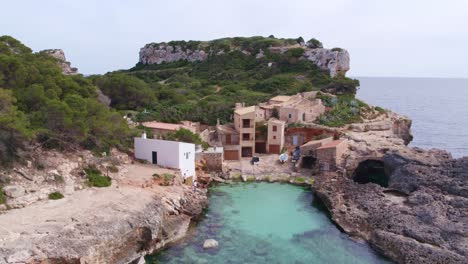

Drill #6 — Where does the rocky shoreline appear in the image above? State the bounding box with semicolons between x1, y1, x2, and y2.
313;149;467;263
0;164;208;264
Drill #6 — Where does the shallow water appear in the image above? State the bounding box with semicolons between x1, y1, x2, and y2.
147;183;390;263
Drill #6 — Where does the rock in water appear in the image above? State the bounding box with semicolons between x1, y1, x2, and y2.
203;239;219;249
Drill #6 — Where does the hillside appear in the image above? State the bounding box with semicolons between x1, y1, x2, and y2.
0;36;133;166
92;36;360;126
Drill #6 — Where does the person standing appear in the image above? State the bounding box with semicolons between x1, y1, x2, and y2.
193;180;198;193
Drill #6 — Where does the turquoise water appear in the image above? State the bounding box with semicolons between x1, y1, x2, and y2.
147;183;390;263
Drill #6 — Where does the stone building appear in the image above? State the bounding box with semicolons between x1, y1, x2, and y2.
266;118;286;154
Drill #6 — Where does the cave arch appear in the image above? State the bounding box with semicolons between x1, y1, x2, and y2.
352;159;389;187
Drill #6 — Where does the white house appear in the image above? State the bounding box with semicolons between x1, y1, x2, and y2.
134;137;196;180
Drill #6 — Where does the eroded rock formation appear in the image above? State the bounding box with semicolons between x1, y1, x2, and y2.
42;49;78;75
138;41;350;77
314;144;467;263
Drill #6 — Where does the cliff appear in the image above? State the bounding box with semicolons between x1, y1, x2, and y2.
138;37;350;77
0;163;208;264
42;49;78;75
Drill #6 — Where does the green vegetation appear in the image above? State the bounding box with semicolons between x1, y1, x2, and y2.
0;185;6;204
375;106;386;113
165;128;209;148
84;165;112;187
162;173;174;186
0;36;134;165
107;165;119;173
295;177;306;183
316;93;370;127
91;36;359;126
54;174;64;183
48;191;64;200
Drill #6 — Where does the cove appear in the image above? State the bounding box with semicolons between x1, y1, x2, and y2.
146;182;390;263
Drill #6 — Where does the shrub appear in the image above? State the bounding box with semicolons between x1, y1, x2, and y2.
54;174;64;183
375;106;385;113
295;177;306;183
331;47;343;52
162;173;174;185
0;186;6;204
152;173;160;178
85;166;112;187
107;165;119;173
48;192;64;200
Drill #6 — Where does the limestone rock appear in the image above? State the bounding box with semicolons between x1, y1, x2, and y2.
138;41;350;77
203;239;219;249
3;185;25;198
42;49;78;75
302;48;350;77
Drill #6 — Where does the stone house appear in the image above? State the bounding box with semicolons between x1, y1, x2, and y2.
142;121;199;138
267;118;286;154
316;139;348;170
234;105;256;158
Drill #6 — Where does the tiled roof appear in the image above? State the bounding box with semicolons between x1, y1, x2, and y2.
234;105;256;115
270;95;292;102
142;121;182;131
317;139;346;149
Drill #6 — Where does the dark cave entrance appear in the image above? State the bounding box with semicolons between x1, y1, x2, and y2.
302;156;317;169
352;160;389;187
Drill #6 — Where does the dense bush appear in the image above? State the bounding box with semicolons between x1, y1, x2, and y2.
0;185;6;204
99;36;359;126
316;94;369;127
165;128;209;148
48;191;64;200
0;36;134;165
84;166;112;187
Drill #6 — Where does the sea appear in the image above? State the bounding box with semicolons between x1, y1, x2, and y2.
356;77;468;158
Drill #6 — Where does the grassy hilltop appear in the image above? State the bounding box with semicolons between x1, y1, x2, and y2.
91;36;360;126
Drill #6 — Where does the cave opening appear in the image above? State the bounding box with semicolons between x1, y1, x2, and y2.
352;160;389;187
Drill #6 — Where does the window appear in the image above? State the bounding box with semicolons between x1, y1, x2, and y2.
242;133;250;140
302;113;306;121
272;125;277;132
273;136;276;139
288;113;292;118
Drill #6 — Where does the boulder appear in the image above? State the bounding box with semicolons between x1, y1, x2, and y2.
3;186;25;198
203;239;219;249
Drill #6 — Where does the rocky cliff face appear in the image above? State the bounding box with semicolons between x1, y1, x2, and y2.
314;144;467;263
139;40;350;77
0;163;208;264
42;49;78;75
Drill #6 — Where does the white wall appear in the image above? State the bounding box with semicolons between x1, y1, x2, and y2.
134;138;196;178
178;142;196;178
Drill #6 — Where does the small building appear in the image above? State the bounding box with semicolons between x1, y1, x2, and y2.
134;137;196;180
267;118;286;154
142;121;198;139
234;105;256;158
216;124;240;160
316;139;348;169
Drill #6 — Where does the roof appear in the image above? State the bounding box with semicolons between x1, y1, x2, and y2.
142;121;182;131
216;124;238;135
317;139;347;150
268;118;286;125
301;137;333;148
270;95;292;102
234;105;256;115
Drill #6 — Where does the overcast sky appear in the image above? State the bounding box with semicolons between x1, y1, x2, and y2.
1;0;467;78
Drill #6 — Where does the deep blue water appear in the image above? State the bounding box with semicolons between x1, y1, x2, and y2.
357;77;468;158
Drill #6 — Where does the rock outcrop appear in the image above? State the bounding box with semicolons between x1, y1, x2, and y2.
138;39;350;77
42;49;78;75
313;147;467;263
0;163;208;264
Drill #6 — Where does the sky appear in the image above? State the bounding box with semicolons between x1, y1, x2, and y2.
1;0;467;78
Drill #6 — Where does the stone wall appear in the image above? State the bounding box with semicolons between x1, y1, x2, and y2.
201;152;223;172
